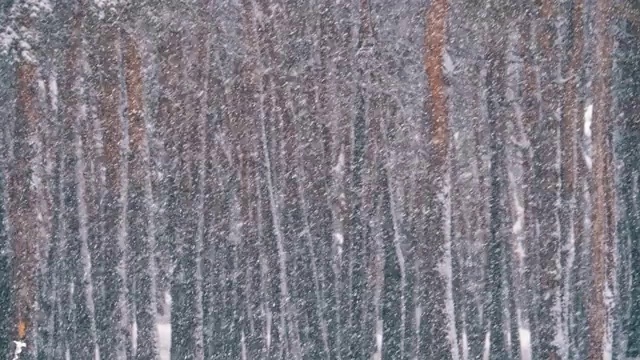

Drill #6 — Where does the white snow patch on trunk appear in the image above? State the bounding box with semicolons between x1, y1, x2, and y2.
439;174;461;360
462;330;468;360
132;321;138;357
583;103;593;169
266;308;272;350
482;328;531;360
584;104;593;138
158;322;171;360
604;279;614;360
483;330;490;360
375;318;383;360
520;328;531;360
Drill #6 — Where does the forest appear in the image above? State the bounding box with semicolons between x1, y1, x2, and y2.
1;0;639;359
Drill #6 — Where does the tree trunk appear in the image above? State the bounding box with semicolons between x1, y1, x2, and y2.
623;1;640;355
589;0;614;356
8;12;44;359
564;0;587;358
170;27;206;360
94;11;129;359
422;0;455;357
60;2;98;358
0;161;10;356
123;29;159;360
484;1;510;356
534;0;562;357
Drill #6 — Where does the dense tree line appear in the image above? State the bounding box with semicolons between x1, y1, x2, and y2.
1;0;639;359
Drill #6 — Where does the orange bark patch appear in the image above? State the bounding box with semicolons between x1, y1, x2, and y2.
18;319;27;339
424;0;449;160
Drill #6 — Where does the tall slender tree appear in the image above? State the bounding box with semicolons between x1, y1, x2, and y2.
0;26;12;358
422;0;456;357
123;28;159;360
623;1;640;356
0;151;10;357
93;3;129;357
534;0;563;357
589;0;615;357
5;1;50;357
60;1;98;358
484;0;511;357
564;0;588;358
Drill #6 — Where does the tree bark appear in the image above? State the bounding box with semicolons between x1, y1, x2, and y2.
564;0;587;358
94;11;129;359
422;0;455;357
623;1;640;355
8;11;44;359
535;0;562;357
123;29;159;360
60;2;98;358
484;0;510;357
589;0;614;357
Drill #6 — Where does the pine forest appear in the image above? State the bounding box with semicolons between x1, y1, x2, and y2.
1;0;640;359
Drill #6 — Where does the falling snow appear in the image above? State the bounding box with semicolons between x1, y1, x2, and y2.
0;0;637;359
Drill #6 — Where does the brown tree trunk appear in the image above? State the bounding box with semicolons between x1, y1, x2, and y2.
123;29;159;360
422;0;454;357
9;24;43;360
589;0;614;357
535;0;562;357
94;12;129;359
622;3;640;357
